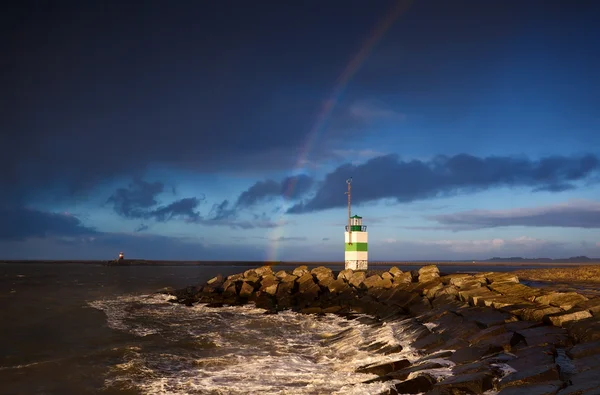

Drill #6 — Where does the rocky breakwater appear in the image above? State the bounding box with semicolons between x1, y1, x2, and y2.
167;265;600;394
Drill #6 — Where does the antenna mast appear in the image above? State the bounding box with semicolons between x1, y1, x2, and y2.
346;177;352;244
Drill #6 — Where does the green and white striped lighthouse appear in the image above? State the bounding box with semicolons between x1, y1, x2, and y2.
344;178;368;271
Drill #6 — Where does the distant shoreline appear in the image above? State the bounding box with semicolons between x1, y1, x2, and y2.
1;259;598;267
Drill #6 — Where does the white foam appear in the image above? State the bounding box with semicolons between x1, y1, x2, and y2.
90;295;457;394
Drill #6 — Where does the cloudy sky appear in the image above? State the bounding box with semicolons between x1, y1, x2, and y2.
2;0;600;261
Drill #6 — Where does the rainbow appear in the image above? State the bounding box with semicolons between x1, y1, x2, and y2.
265;1;413;262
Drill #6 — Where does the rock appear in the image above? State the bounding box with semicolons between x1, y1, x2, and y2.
519;306;564;322
450;345;497;364
486;272;519;284
280;274;298;283
262;283;278;296
222;282;237;297
497;364;560;390
388;266;403;277
297;272;315;289
292;265;309;277
418;265;440;283
348;271;367;289
276;280;294;296
567;339;600;359
563;317;600;342
545;310;593;327
441;273;471;285
507;345;556;371
392;374;435;394
274;270;289;279
327;278;348;294
467;324;508;344
571;353;600;373
489;282;541;300
227;273;243;281
458;287;500;305
356;359;411;376
573;297;600;316
516;326;571;347
392;272;413;287
557;368;600;394
433;285;459;299
311;266;333;281
337;269;354;281
535;292;589;311
457;306;514;327
433;371;494;394
238;281;254;298
363;274;384;289
206;274;224;287
254;265;274;277
243;268;258;279
381;272;393;280
497;382;563;395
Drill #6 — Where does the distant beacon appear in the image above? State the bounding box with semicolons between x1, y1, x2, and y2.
344;178;368;271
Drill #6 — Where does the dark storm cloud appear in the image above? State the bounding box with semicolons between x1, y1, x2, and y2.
287;154;600;213
0;207;96;241
426;200;600;231
236;175;314;208
107;180;202;222
134;224;149;232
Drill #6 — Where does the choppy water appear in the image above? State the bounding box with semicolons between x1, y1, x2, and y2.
0;262;579;394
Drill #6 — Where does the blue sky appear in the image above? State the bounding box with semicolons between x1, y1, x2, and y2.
1;0;599;261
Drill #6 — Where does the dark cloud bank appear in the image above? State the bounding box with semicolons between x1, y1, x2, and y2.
236;153;599;214
1;153;599;246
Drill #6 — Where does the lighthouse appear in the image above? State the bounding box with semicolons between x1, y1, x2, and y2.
344;178;368;271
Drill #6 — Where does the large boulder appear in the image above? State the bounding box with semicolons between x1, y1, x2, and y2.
292;265;310;277
418;265;440;283
348;271;367;289
311;266;333;282
388;266;403;277
254;265;274;277
535;292;589;311
337;269;354;282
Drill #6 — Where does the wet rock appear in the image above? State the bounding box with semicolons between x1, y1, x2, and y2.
468;324;508;344
516;326;571;347
327;278;348;294
433;371;494;394
557;368;600;394
299;306;322;314
535;292;589;311
356;359;411;376
497;381;563;395
563;316;600;342
457;306;514;328
567;339;600;359
391;374;435;394
388;266;403;277
545;310;593;327
484;296;531;309
206;274;224;287
504;320;541;331
507;345;555;371
497;364;560;390
238;281;254;298
222;282;237;297
450;345;500;364
571;353;600;374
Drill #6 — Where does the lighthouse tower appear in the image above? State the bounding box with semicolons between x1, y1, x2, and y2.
344;178;368;271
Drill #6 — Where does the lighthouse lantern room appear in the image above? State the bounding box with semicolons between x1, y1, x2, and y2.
344;178;368;271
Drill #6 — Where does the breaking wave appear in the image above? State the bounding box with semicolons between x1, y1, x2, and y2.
89;294;453;394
